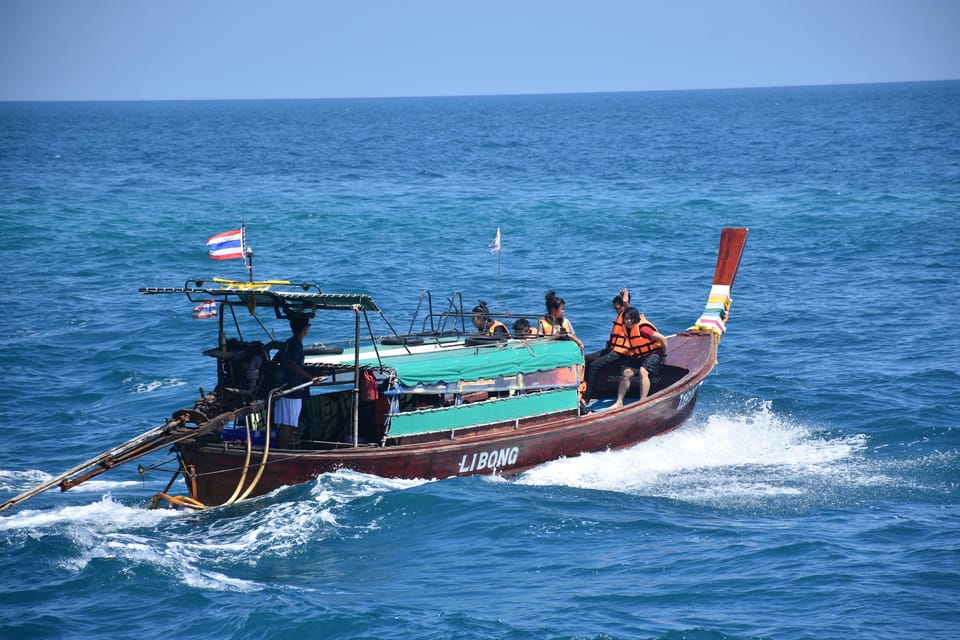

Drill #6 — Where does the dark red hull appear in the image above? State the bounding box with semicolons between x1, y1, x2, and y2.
179;329;717;506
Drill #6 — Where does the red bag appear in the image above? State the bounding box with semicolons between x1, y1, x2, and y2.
361;370;379;401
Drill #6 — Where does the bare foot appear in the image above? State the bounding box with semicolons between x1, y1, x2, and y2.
608;401;623;410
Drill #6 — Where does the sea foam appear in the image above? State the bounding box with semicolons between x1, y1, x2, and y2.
518;400;874;510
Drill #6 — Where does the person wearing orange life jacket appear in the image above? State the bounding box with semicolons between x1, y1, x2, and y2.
512;318;538;338
471;301;509;336
610;306;668;409
605;288;631;351
537;290;583;349
583;289;632;405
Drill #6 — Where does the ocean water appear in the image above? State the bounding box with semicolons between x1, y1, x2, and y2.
1;82;958;640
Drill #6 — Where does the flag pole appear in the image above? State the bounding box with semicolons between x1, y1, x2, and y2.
489;226;502;309
241;225;254;282
497;248;501;309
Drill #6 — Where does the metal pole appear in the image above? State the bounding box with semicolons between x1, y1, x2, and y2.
352;306;361;447
497;250;502;309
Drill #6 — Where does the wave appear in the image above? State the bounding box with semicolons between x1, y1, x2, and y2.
130;377;187;394
0;469;50;492
0;494;177;533
0;469;149;495
516;400;887;512
0;496;262;593
0;470;429;593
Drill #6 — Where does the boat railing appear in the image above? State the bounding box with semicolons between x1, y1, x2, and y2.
406;289;469;336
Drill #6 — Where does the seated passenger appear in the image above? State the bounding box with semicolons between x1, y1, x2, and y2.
471;300;509;336
512;318;538;337
537;290;583;349
611;307;668;408
584;288;631;379
584;305;667;408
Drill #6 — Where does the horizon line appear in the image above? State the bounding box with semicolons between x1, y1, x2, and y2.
2;78;957;104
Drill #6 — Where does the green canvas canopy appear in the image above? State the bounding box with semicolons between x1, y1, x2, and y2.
366;340;583;387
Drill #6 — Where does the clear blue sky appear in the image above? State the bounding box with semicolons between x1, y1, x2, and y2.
2;0;958;101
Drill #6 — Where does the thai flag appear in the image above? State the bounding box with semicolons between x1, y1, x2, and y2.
192;300;218;319
489;227;501;255
206;227;245;260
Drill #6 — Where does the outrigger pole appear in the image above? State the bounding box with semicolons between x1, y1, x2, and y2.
0;413;223;514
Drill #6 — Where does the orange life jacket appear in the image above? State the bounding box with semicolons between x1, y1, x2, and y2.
538;316;572;336
608;312;631;354
627;319;662;358
485;319;509;336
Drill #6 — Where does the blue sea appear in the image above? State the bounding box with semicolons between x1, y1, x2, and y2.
1;82;958;640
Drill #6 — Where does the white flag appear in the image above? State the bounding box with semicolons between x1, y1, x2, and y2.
489;227;501;255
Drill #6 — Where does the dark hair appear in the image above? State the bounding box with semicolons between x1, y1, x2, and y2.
290;316;310;334
544;290;565;313
622;307;641;324
472;300;490;320
513;318;531;334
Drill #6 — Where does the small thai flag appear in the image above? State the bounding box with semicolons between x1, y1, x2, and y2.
206;227;245;260
192;300;218;319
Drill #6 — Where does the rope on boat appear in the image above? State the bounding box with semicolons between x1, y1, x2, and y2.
149;381;314;511
218;412;257;507
150;493;207;509
232;386;284;503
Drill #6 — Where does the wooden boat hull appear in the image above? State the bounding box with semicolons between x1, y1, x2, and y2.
179;329;717;505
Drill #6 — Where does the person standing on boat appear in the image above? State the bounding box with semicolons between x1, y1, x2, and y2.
609;306;668;409
538;290;584;349
471;301;510;336
275;316;320;449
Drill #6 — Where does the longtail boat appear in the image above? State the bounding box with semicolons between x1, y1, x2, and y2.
0;228;747;513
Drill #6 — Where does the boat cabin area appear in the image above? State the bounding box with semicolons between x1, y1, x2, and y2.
211;330;588;449
290;338;584;448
